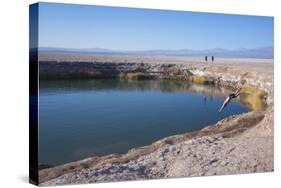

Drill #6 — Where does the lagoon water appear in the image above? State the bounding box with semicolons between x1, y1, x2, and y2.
39;79;249;166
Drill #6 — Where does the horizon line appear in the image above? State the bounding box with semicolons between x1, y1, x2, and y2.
36;46;273;52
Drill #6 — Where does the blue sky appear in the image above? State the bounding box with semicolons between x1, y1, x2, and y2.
38;2;273;51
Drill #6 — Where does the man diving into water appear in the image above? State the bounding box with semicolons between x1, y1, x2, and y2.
218;72;248;112
219;87;242;112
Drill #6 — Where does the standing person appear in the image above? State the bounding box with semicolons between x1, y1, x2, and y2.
205;56;208;63
211;56;214;63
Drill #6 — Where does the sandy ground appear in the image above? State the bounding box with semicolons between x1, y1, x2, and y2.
37;54;274;186
39;53;273;65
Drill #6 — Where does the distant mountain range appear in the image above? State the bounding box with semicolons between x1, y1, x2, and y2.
36;46;273;59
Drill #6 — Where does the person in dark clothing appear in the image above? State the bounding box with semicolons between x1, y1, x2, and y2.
219;87;242;112
205;56;208;63
211;56;214;63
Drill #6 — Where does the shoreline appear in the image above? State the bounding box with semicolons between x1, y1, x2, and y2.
38;55;273;185
39;111;267;184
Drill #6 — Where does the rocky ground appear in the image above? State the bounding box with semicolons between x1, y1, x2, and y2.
38;55;274;186
46;135;272;184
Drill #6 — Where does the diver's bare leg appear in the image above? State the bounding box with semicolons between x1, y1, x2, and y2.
234;87;242;96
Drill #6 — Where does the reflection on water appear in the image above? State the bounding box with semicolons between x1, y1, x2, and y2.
39;79;249;166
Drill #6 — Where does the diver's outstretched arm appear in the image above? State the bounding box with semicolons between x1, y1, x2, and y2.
219;97;231;112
